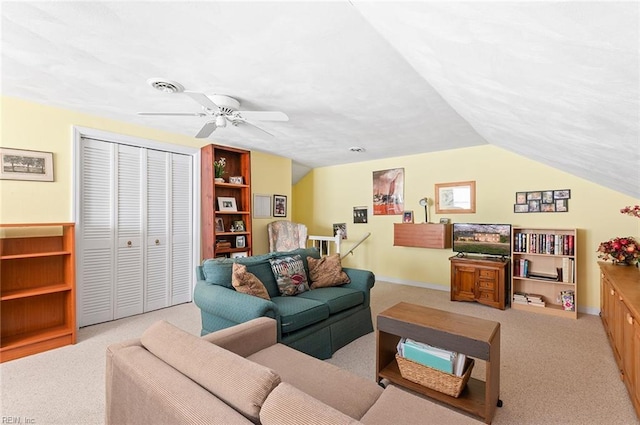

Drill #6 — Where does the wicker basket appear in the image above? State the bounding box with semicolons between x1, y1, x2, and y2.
395;354;474;398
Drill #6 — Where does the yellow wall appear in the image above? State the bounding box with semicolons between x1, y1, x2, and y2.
0;97;291;255
293;145;639;313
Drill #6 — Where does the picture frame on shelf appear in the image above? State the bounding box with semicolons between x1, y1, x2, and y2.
217;196;237;212
435;181;476;214
273;194;287;217
236;235;246;248
402;211;414;223
232;220;245;232
231;251;248;258
215;217;225;232
439;218;450;224
0;147;54;182
229;176;244;184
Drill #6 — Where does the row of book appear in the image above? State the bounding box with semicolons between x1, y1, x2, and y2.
513;258;575;283
513;292;546;307
396;338;467;376
513;233;574;256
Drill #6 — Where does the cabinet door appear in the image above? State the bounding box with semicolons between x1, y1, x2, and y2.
633;317;640;413
452;265;477;301
621;302;635;393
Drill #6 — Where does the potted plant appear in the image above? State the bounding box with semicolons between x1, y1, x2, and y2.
214;157;226;182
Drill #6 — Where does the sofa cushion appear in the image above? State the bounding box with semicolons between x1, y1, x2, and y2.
269;255;310;296
232;263;270;300
260;383;362;425
270;296;329;333
307;254;351;289
297;287;364;314
140;320;281;422
248;343;383;420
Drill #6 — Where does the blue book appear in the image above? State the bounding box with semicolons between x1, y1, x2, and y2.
401;340;454;374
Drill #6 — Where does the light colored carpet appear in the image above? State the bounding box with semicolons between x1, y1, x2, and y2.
1;281;638;425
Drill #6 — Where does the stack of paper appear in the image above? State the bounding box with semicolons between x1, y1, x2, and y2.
397;338;467;376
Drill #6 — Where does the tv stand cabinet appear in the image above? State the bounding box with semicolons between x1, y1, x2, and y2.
450;256;509;310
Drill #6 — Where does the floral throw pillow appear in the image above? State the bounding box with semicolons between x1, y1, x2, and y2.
232;263;270;300
307;254;351;289
269;255;310;296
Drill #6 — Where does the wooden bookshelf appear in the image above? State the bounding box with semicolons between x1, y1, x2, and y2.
0;223;76;362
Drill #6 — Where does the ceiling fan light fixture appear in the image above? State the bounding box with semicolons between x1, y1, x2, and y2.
146;78;184;93
215;115;227;127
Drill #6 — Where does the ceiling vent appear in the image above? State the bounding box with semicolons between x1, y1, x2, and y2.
147;78;184;93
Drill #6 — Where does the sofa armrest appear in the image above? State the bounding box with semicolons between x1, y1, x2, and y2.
202;317;278;357
341;268;375;306
194;281;279;324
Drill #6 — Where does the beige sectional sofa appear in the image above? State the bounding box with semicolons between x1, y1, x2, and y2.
106;317;478;425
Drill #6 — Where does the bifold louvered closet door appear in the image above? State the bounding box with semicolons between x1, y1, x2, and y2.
78;138;192;327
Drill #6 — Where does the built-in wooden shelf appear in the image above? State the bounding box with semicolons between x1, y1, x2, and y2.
393;223;452;249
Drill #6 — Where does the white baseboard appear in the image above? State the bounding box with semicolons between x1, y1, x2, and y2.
374;276;598;316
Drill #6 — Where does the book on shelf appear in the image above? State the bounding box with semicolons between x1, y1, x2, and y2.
513;292;546;307
515;232;574;256
397;338;467;376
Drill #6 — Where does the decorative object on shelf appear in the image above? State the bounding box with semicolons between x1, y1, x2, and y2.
233;220;245;232
620;205;640;218
273;194;287;217
0;147;54;182
402;211;414;223
214;217;224;232
597;236;639;265
217;196;237;212
333;223;347;239
353;206;368;223
229;176;243;184
439;218;450;224
214;157;226;179
419;197;430;223
373;168;404;216
514;189;570;213
230;251;248;258
236;235;246;248
435;181;475;214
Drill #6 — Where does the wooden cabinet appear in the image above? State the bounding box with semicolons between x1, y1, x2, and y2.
599;263;640;419
450;256;509;310
0;223;76;362
511;228;577;319
201;144;252;259
393;223;451;249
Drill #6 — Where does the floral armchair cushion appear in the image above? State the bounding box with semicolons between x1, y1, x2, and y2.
267;221;308;252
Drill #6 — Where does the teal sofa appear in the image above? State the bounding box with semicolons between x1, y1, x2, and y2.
194;247;375;359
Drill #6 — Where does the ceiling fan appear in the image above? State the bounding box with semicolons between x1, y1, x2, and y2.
138;79;288;138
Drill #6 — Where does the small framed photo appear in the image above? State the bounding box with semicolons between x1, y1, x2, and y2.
528;200;540;212
333;223;347;239
439;218;450;224
514;204;529;213
215;217;225;232
229;176;244;185
231;251;248;258
353;206;368;224
527;191;542;201
217;197;237;212
541;203;556;212
542;191;554;204
273;194;287;217
554;189;571;199
233;220;245;232
515;192;527;205
555;199;568;212
402;211;414;223
236;235;246;248
0;147;54;182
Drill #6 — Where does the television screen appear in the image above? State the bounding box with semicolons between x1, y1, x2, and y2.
452;223;512;257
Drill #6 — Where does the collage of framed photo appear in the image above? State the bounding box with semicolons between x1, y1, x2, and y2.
514;189;570;213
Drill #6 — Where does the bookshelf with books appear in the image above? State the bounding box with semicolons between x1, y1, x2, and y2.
201;144;252;259
511;227;577;319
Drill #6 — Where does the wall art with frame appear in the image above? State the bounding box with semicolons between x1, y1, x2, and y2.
373;168;404;215
514;189;570;213
273;194;287;217
0;147;54;182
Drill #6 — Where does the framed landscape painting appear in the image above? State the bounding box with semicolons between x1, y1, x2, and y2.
0;148;54;181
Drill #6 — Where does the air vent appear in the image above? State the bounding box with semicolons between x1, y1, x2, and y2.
349;147;365;153
147;78;184;93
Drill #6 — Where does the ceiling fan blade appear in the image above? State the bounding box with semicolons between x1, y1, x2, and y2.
138;112;206;116
183;91;219;110
234;119;274;137
195;121;217;138
237;111;289;121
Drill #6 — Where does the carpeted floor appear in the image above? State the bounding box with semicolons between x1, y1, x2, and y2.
1;281;638;424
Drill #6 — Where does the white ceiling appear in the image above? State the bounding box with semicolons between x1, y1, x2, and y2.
1;2;638;197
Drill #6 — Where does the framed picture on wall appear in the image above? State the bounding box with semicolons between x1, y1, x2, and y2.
0;147;54;182
273;194;287;217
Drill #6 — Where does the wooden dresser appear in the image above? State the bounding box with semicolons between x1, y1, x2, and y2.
599;263;640;419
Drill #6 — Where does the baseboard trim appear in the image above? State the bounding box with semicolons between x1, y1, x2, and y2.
374;276;598;316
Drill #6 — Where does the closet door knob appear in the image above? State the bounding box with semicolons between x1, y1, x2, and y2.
155;239;160;245
127;241;132;247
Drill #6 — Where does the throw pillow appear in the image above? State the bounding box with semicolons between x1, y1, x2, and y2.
269;255;310;296
307;254;351;289
232;263;270;300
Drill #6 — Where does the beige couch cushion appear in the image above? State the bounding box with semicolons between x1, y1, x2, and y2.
141;320;281;422
260;382;363;425
232;263;270;300
307;254;350;288
360;385;480;425
248;343;383;420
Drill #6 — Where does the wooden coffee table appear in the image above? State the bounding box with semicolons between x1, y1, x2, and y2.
376;302;501;424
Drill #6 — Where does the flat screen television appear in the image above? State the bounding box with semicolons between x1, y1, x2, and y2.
452;223;512;258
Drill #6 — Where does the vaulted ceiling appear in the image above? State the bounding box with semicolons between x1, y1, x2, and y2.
2;2;638;197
